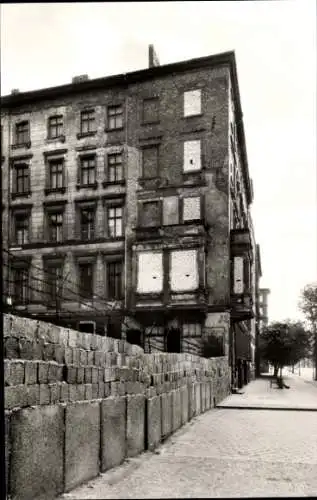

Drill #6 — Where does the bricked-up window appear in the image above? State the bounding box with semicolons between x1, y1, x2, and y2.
107;105;123;130
142;98;159;123
80;208;95;240
141;146;158;178
170;249;199;292
163;196;179;226
183;196;201;222
182;323;202;337
45;265;63;302
107;261;123;299
49;159;64;190
12;267;29;304
14;163;30;195
139;201;160;227
15;121;30;145
184;89;201;117
48;115;63;138
80;109;95;134
14;214;29;245
80;156;96;185
48;212;64;242
183;140;201;172
79;263;94;299
108;153;123;182
137;252;163;294
108;206;123;237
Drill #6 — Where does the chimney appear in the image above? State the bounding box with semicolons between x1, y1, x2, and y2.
72;74;89;84
148;44;160;68
11;89;20;95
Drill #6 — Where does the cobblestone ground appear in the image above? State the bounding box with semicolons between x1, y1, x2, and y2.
62;405;317;498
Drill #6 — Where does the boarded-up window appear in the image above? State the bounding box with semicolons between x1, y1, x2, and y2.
170;249;198;292
142;146;158;178
183;140;201;172
233;256;244;294
163;196;179;225
139;201;160;227
183;197;201;222
184;89;201;117
137;252;163;293
142;98;159;123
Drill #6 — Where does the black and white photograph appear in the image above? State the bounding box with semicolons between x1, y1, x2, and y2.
1;1;316;498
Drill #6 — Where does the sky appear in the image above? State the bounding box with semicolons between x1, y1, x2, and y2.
1;1;316;322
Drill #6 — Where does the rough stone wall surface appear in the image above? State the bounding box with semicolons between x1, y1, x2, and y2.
4;314;231;499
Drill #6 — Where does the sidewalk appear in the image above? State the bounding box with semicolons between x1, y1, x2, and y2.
217;373;317;411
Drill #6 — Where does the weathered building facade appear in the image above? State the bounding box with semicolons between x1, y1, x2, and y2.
1;47;261;386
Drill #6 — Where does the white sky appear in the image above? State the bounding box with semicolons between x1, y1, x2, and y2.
1;1;316;322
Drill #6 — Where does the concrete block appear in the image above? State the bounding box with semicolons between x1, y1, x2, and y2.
85;367;92;384
68;329;78;347
98;368;104;382
39;384;50;405
9;360;25;385
104;382;111;398
87;351;94;365
201;382;206;413
98;382;105;399
101;397;126;471
92;367;98;384
65;401;100;492
77;384;86;401
195;383;201;415
92;383;99;399
72;348;80;366
60;382;69;402
10;405;64;499
161;392;172;439
33;339;44;360
48;361;59;383
5;385;27;410
43;343;55;361
38;362;48;384
126;394;145;457
188;383;195;420
77;366;85;384
25;361;38;385
205;381;211;410
4;360;10;386
64;346;73;365
147;395;161;450
94;351;105;367
66;365;77;384
54;345;64;364
27;384;40;406
85;384;93;400
180;386;189;425
5;412;10;495
69;385;77;402
172;389;182;432
49;383;61;404
5;337;20;358
59;327;69;346
79;349;88;366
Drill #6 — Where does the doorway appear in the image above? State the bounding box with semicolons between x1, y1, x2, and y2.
166;327;181;353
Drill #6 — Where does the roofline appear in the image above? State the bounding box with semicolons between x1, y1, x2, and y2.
1;49;252;203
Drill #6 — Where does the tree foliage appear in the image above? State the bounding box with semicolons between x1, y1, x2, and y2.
259;320;311;373
299;282;317;380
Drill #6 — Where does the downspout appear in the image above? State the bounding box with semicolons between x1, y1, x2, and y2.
124;80;128;313
7;110;12;304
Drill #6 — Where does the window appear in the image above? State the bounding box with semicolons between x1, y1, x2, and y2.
182;323;202;337
14;163;30;195
141;146;158;178
163;196;179;226
137;252;163;294
107;105;123;130
80;208;95;240
233;256;244;294
107;206;123;237
142;98;159;123
107;261;123;299
14;214;29;245
107;153;123;182
45;265;63;302
139;201;160;227
184;89;201;117
79;263;94;299
12;267;29;304
170;249;199;292
183;196;201;222
48;159;64;190
80;109;95;134
48;115;63;139
15;121;30;145
183;140;201;172
48;212;64;242
80;156;96;186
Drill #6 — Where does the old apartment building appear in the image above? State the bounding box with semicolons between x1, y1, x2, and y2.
1;47;262;387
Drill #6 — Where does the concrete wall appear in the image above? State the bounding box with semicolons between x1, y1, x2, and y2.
4;313;231;499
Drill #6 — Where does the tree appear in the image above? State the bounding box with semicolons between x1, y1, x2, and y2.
299;283;317;380
259;320;311;384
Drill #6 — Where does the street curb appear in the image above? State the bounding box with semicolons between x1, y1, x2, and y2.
216;405;317;412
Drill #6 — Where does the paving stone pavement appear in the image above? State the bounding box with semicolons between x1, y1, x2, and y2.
61;382;317;499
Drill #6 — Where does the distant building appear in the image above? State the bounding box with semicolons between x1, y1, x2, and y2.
1;46;263;389
258;288;270;330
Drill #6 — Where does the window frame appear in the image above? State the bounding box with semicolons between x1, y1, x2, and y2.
14;212;30;245
47;210;64;243
107;152;124;184
48;115;64;139
106;260;123;300
79;109;96;136
79;154;97;187
183;89;202;118
12;162;31;197
107;205;124;238
107;104;124;131
15;121;30;146
78;261;94;299
183;139;202;173
11;264;30;305
138;199;162;228
141;144;159;179
181;195;202;224
142;97;160;125
80;206;96;241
